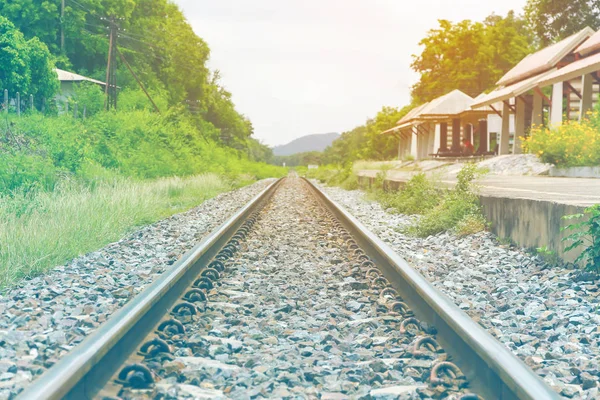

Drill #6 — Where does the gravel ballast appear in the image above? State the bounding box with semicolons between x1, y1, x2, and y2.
119;177;474;399
0;179;275;399
318;183;600;399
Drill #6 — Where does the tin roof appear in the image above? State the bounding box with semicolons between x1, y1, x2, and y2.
576;29;600;57
537;51;600;87
472;70;555;109
496;27;594;87
55;68;106;86
414;89;474;118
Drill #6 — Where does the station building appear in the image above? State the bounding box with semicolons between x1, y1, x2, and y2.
386;26;600;160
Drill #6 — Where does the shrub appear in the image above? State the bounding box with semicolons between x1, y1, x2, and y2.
525;107;600;167
377;173;441;215
408;163;487;237
71;82;105;116
562;204;600;273
2;110;286;192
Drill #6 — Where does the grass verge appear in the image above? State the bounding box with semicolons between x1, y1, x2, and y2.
309;162;488;237
0;174;236;289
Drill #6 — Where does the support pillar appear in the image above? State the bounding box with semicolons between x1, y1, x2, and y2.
500;102;511;155
532;90;543;128
550;82;563;127
410;129;418;159
397;135;402;160
451;118;461;152
433;123;441;152
439;122;448;151
427;124;435;157
580;74;594;120
418;125;428;160
514;97;525;154
464;124;472;143
478;119;488;154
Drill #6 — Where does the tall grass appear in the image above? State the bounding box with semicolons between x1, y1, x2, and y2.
0;174;230;288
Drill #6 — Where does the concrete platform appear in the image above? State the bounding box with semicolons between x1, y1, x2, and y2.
358;170;600;207
357;170;600;262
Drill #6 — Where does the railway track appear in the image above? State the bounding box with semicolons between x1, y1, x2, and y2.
18;177;558;400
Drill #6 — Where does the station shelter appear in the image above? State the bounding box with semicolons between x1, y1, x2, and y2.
383;90;496;160
470;27;596;155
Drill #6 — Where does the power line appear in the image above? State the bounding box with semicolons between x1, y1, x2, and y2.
66;0;95;15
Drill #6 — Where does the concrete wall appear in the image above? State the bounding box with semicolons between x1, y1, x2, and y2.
479;196;585;262
357;175;585;262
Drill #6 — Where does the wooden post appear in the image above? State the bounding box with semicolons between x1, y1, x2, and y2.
30;94;34;111
73;102;78;118
451;118;461;152
3;89;7;114
439;122;448;151
83;105;87;120
500;102;511;155
464;124;472;143
514;97;525;154
478;119;488;153
105;21;114;110
580;74;594;120
532;90;543;128
16;92;20;116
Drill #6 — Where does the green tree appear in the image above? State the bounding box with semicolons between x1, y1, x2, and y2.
525;0;600;45
0;16;58;102
27;37;60;104
410;12;532;104
319;106;410;164
0;16;31;95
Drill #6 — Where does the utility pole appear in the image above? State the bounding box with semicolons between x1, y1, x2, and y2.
104;17;118;110
60;0;65;52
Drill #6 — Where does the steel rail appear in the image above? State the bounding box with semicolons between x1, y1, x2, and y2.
18;179;283;400
303;178;559;400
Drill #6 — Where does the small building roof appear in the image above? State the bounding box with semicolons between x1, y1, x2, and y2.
496;27;594;87
459;93;498;117
413;89;474;119
55;68;106;86
381;126;399;134
576;29;600;57
396;102;429;125
537;50;600;87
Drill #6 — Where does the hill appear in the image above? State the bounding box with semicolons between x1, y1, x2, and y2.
273;133;340;156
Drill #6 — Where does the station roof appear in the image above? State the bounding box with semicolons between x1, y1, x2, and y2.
55;68;106;86
384;90;486;134
496;27;594;87
536;51;600;87
413;89;474;119
471;71;555;109
459;93;498;117
576;29;600;57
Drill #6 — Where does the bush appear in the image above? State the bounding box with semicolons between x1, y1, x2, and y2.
71;82;105;116
408;163;487;237
377;173;441;215
525;107;600;167
1;109;286;193
562;204;600;273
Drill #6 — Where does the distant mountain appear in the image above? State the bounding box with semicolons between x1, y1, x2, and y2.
273;132;340;156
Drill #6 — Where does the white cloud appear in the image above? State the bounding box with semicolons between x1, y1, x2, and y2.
175;0;528;146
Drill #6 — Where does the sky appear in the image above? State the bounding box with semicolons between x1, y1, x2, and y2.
175;0;528;147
